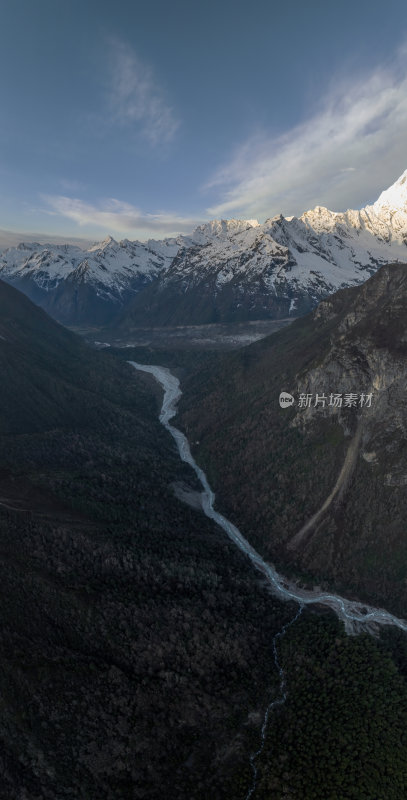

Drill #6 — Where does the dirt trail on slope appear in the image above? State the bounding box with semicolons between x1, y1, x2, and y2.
287;423;363;551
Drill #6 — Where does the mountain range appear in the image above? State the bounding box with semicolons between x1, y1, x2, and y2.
2;170;407;327
0;235;180;325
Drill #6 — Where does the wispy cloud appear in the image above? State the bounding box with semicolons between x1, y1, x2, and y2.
107;39;180;146
205;51;407;219
42;195;199;238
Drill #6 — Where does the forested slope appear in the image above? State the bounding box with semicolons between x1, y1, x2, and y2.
179;263;407;614
0;279;297;798
2;278;407;798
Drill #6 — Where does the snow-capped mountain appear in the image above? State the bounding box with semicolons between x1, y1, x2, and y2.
0;235;180;325
118;170;407;328
2;170;407;327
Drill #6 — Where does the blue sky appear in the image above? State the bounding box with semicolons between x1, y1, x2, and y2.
2;0;407;245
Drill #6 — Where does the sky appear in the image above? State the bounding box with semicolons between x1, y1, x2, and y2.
2;0;407;245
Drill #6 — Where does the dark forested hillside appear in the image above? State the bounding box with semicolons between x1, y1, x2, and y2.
3;277;407;799
179;263;407;615
0;279;298;798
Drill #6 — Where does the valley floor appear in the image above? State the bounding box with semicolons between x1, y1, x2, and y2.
73;317;293;351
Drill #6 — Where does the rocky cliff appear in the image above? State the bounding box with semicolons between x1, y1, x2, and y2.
179;262;407;613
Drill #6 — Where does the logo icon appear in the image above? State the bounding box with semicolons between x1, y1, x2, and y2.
279;391;294;408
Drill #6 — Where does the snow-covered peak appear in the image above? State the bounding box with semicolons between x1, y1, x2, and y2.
2;168;407;328
373;169;407;211
190;218;260;245
88;235;119;253
16;241;42;251
0;234;180;296
300;205;340;233
264;214;285;225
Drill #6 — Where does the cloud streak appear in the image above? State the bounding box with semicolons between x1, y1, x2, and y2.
42;195;199;238
40;50;407;242
107;39;180;146
205;53;407;219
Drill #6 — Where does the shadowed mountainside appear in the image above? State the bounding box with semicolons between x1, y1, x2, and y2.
2;279;407;798
0;279;300;798
179;263;407;615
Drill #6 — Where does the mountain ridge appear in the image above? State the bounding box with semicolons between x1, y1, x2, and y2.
178;261;407;614
2;170;407;326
